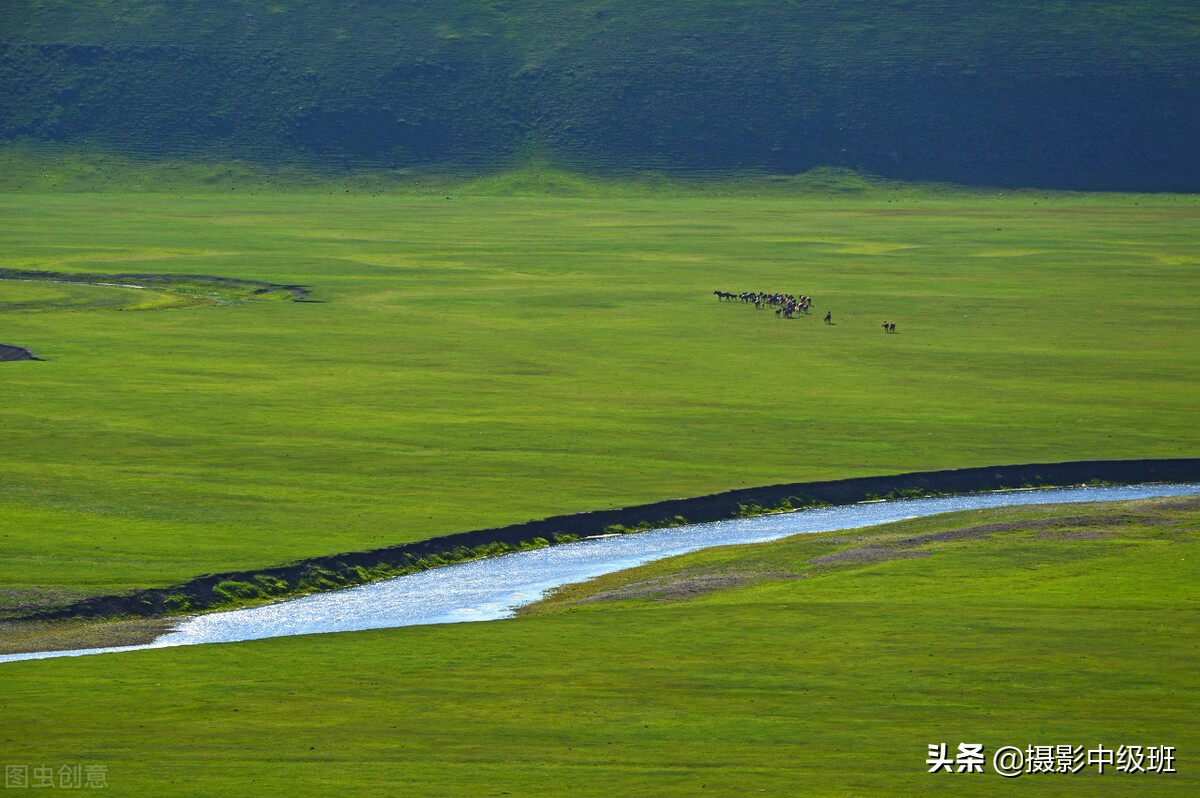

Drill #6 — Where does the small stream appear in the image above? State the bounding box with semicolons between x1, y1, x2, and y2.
3;483;1197;664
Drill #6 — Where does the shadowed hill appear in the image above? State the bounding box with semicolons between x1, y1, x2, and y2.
1;0;1198;190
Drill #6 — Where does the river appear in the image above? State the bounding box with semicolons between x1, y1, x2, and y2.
2;483;1196;663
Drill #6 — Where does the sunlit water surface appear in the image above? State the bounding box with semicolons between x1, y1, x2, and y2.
4;483;1197;663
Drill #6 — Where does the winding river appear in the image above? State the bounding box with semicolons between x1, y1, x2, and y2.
3;483;1197;664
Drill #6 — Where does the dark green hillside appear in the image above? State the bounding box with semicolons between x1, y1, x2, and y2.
1;1;1198;190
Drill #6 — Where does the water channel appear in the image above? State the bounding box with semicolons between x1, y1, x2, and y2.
3;483;1196;664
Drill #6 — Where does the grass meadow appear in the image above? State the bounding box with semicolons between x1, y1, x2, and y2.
0;496;1195;795
0;187;1198;612
1;180;1198;795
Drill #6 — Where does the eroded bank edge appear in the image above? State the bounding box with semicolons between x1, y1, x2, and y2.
11;458;1200;628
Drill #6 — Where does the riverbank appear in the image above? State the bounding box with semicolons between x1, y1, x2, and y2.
9;460;1200;652
0;616;176;656
20;458;1200;625
4;495;1196;795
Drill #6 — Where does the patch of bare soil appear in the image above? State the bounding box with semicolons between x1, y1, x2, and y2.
570;570;761;606
892;514;1164;546
1148;495;1200;512
0;617;177;655
807;513;1172;566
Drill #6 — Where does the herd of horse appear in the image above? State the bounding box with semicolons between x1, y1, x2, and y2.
713;290;897;333
712;290;812;318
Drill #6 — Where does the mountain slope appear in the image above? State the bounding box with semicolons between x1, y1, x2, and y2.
1;1;1198;189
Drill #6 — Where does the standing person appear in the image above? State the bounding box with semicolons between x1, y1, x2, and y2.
824;310;832;325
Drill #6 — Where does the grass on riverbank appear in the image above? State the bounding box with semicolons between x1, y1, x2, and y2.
1;187;1198;613
1;496;1196;795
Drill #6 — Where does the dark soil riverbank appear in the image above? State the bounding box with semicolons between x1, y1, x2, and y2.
17;458;1200;626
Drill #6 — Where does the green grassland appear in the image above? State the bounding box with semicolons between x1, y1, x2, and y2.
3;5;1198;793
1;184;1198;615
0;272;297;315
1;496;1195;795
0;280;186;313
